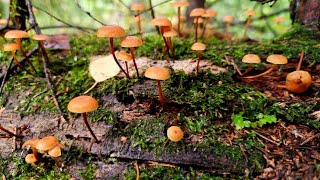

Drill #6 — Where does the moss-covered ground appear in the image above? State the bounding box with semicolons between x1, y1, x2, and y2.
0;25;319;179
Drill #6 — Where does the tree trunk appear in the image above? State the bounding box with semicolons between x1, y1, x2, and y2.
290;0;320;29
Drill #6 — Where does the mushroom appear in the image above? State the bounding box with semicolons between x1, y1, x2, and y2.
163;30;178;59
273;16;285;33
242;54;288;79
4;30;37;73
36;136;59;152
179;16;187;35
170;1;190;37
144;67;170;106
48;145;62;168
239;54;261;76
25;154;38;167
116;51;133;78
190;8;205;42
167;126;183;142
130;3;145;35
151;17;173;59
22;138;40;161
286;50;312;93
223;16;235;40
120;36;143;78
191;42;206;73
67;96;99;142
97;25;130;79
243;10;256;38
3;43;33;75
32;34;50;62
201;9;217;39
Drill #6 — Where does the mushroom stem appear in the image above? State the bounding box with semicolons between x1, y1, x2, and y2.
109;38;130;79
0;124;22;138
31;148;39;161
157;80;165;106
84;82;98;94
243;15;252;38
241;64;277;79
195;17;199;42
167;37;175;59
160;27;172;60
53;157;61;169
201;17;210;39
16;38;37;74
137;12;141;34
225;22;230;39
241;63;253;76
11;51;33;75
129;47;140;78
297;50;304;71
81;113;99;142
177;7;181;37
196;51;202;73
125;61;130;77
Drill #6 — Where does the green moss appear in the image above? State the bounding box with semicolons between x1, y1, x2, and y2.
79;163;97;180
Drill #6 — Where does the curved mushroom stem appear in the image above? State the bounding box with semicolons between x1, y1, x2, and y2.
297;50;304;71
196;51;202;73
109;38;130;79
157;80;165;106
160;27;172;61
241;64;277;79
82;113;99;143
195;17;199;42
16;38;37;74
201;17;210;39
243;15;252;38
11;51;33;75
241;63;253;76
125;61;130;77
177;7;181;37
167;37;175;59
0;124;22;138
31;148;39;161
130;47;140;78
53;157;61;169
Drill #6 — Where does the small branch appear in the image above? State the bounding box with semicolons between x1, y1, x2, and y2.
0;124;23;138
39;25;96;31
136;0;172;16
300;133;320;146
74;0;106;26
246;130;280;146
234;8;289;25
118;0;131;11
0;57;14;94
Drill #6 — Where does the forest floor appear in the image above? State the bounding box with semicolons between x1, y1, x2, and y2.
0;25;319;179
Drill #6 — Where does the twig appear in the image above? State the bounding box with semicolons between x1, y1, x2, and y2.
296;50;304;71
239;144;248;162
147;161;176;168
136;0;172;16
0;124;22;138
39;25;96;31
26;0;68;125
234;8;289;25
300;133;320;146
32;5;92;34
74;0;106;26
134;161;140;180
246;130;280;146
119;0;131;11
0;57;14;94
224;55;242;75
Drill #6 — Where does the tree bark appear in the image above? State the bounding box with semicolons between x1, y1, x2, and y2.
290;0;320;29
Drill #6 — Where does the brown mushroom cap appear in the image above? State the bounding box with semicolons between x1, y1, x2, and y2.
116;51;133;61
266;54;288;65
48;145;61;158
171;1;190;7
25;154;37;164
191;42;206;51
4;30;28;39
223;16;235;23
286;70;312;93
167;126;183;142
179;16;187;22
202;9;217;17
96;25;126;38
3;43;20;51
36;136;59;151
190;8;205;17
131;3;145;11
120;36;143;48
245;10;256;16
242;54;261;63
151;17;172;27
32;34;50;41
22;138;40;149
163;30;178;37
145;66;170;81
67;95;99;113
273;16;285;23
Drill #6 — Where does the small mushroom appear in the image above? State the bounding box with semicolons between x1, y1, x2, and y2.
223;16;235;40
130;3;145;35
67;96;99;142
243;10;256;38
191;42;206;73
97;25;130;79
167;126;183;142
116;51;133;78
32;34;50;62
273;16;286;33
144;67;170;106
36;136;59;152
3;43;33;75
240;54;261;76
170;1;190;37
22;138;40;161
25;154;38;167
190;8;205;42
242;54;288;79
48;145;62;169
201;9;217;39
4;30;37;73
163;30;178;59
151;17;173;59
120;36;143;78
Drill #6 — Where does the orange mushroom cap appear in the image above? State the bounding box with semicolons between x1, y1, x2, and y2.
48;145;62;157
22;138;40;149
171;1;190;7
3;43;20;51
120;36;143;48
286;70;312;93
25;154;37;164
190;8;205;17
32;34;50;41
223;16;235;23
96;25;126;38
273;16;285;23
245;10;256;16
191;42;206;51
131;3;145;11
151;17;172;27
163;30;178;37
266;54;288;65
67;95;99;113
145;66;170;81
116;51;133;61
167;126;183;142
242;54;261;64
4;30;28;39
202;9;217;18
36;136;59;151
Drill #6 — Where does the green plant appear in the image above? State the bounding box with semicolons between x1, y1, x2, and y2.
232;112;277;130
79;164;97;180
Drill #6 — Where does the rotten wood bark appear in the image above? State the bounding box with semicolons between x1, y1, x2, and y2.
290;0;320;29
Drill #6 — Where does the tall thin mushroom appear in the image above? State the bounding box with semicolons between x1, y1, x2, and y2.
116;51;133;78
191;42;206;73
223;16;235;40
243;10;256;38
170;1;190;37
120;36;143;78
97;25;130;79
239;54;261;76
201;9;217;39
190;8;205;42
130;3;145;35
163;30;178;59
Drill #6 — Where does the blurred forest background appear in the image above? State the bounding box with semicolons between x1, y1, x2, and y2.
0;0;290;39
